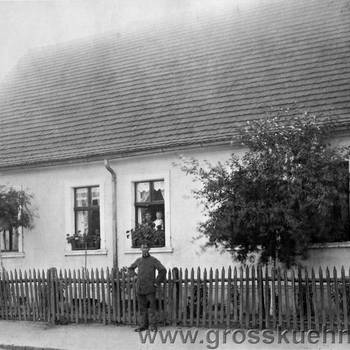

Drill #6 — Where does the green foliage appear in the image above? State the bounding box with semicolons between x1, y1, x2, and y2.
181;112;350;266
0;186;34;230
126;224;165;248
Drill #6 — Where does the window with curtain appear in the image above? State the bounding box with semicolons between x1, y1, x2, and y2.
72;186;100;250
134;180;165;247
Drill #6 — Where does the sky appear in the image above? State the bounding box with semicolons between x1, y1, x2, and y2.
0;0;261;82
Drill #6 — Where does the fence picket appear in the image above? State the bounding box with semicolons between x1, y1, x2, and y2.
325;267;333;330
91;269;96;322
59;270;64;322
33;270;39;321
207;268;213;328
196;267;200;328
0;270;4;319
3;271;10;320
132;268;137;325
18;270;25;321
226;266;232;328
277;268;282;328
6;271;13;320
220;267;225;326
116;268;121;324
257;266;263;330
245;266;250;329
264;266;270;329
86;269;91;321
25;270;31;320
42;270;48;322
28;270;34;321
15;270;21;321
298;266;304;331
183;268;188;326
214;268;219;327
68;269;74;323
125;269;131;325
178;268;183;325
111;268;117;323
319;267;325;329
82;269;87;324
101;269;106;325
239;267;244;328
189;268;194;327
311;268;319;331
167;269;172;326
251;266;256;328
341;266;348;329
207;268;213;327
106;268;111;325
304;269;311;330
202;268;207;327
271;268;276;329
96;269;102;322
78;270;83;323
73;270;78;324
172;269;178;326
121;269;125;324
233;267;238;324
333;267;341;330
284;270;290;329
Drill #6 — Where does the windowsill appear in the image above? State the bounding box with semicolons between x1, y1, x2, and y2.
308;241;350;249
64;249;108;256
0;252;25;259
124;247;174;254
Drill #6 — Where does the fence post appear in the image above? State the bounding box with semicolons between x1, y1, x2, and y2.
47;267;57;325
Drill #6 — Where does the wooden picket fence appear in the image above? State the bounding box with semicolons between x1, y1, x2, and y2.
0;265;349;330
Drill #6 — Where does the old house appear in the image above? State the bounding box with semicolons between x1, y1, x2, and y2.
0;0;350;271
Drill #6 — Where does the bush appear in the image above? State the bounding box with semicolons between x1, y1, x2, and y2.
181;112;350;266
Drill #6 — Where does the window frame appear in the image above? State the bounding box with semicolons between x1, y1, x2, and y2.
134;179;165;226
1;226;21;253
73;185;101;250
125;172;173;253
64;179;106;254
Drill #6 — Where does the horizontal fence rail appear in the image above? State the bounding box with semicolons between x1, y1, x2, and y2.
0;266;349;330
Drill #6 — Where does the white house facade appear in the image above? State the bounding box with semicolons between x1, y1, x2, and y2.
1;0;350;271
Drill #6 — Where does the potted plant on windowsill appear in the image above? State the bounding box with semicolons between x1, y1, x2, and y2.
126;224;165;248
66;231;101;250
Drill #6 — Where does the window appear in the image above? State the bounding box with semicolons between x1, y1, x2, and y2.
310;160;350;244
71;186;100;250
1;227;19;252
327;160;350;242
133;180;165;247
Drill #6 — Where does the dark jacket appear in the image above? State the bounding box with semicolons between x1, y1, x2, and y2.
128;255;166;295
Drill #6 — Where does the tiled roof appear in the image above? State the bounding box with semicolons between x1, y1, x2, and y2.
0;0;350;169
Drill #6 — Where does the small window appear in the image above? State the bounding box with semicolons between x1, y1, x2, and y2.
1;227;19;252
134;180;165;247
71;186;100;250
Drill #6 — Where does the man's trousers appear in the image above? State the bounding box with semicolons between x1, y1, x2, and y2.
137;293;157;328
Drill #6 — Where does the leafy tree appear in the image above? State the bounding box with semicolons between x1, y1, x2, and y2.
0;186;34;260
181;112;350;266
0;186;34;229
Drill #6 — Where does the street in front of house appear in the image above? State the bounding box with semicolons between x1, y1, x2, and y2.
0;321;349;350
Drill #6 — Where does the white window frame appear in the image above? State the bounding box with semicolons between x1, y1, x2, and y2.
64;179;107;256
125;171;173;254
0;226;24;258
0;183;25;259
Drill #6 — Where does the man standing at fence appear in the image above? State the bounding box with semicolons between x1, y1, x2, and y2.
128;242;166;332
